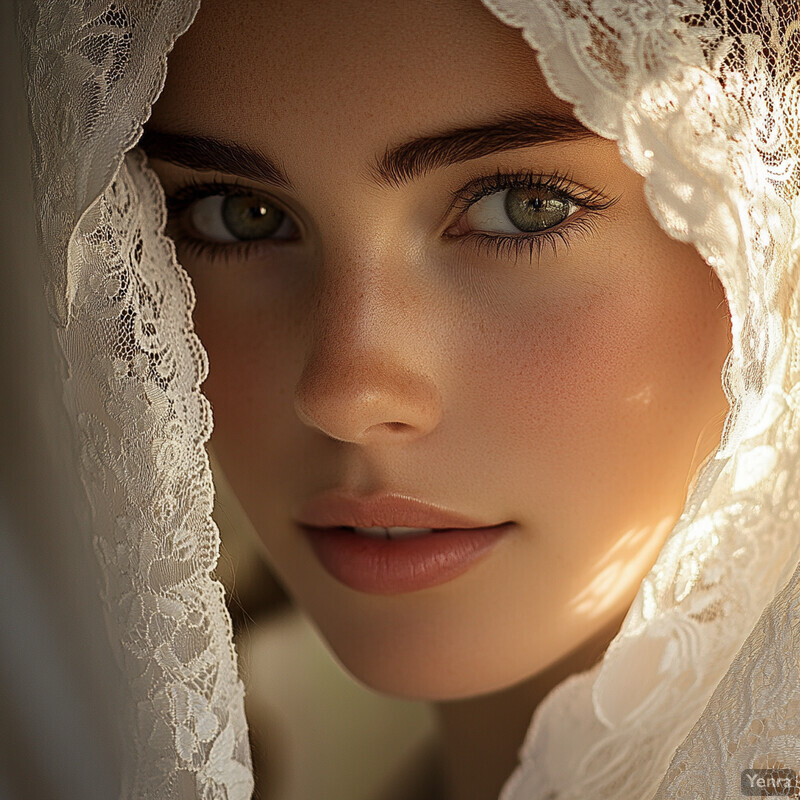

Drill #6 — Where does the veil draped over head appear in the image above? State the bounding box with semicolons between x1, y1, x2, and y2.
3;0;800;798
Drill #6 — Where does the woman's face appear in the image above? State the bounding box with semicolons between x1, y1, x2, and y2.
146;0;731;700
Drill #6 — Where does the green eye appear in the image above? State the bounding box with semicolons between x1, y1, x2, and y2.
505;187;572;232
464;185;577;236
188;193;297;242
222;195;286;239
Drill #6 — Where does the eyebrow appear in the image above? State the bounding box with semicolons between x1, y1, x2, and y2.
138;110;600;191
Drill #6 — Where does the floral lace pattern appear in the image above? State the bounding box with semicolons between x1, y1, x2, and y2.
16;1;254;797
65;147;253;799
475;1;800;798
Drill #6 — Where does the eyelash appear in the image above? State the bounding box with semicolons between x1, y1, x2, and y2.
446;168;619;264
162;169;620;266
164;176;276;265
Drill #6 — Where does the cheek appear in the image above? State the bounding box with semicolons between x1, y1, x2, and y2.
440;248;731;647
468;248;730;527
188;278;299;474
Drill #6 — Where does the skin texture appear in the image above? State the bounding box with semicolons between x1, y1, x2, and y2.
146;0;732;796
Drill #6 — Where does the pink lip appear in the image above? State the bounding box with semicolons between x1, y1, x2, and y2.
300;522;514;594
294;491;514;594
294;491;496;530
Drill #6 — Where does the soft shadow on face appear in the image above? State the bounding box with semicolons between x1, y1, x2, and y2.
145;0;732;700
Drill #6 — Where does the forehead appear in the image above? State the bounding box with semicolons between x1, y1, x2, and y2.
150;0;577;163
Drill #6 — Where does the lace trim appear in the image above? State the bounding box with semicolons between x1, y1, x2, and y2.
60;148;253;799
16;0;254;795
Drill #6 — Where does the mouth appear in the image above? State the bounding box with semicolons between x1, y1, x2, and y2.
299;521;515;594
337;525;457;539
294;491;514;592
312;523;510;540
294;490;504;532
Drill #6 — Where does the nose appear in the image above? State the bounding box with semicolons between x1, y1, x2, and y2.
293;275;443;445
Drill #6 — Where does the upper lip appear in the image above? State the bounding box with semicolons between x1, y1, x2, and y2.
295;491;502;530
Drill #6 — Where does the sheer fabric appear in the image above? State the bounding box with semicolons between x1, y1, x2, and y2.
6;0;800;797
1;4;121;796
13;1;253;797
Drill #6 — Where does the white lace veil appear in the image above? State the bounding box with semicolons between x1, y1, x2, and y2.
4;0;800;798
7;2;252;798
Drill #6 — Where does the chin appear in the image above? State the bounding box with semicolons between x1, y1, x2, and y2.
334;658;519;702
305;616;552;702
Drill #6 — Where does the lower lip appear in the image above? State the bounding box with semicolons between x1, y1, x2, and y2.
300;523;513;594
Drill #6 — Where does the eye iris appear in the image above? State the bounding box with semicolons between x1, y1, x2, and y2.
222;194;284;240
505;187;571;232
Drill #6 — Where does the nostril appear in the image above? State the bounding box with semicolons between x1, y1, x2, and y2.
384;421;408;431
294;361;443;443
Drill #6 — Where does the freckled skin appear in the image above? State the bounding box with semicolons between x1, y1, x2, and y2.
147;0;731;703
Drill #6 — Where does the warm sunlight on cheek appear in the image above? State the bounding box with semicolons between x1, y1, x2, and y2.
467;237;730;538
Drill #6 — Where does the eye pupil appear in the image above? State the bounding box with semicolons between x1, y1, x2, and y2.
505;187;570;232
222;194;285;240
